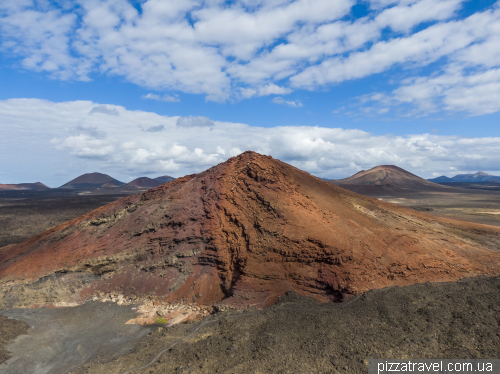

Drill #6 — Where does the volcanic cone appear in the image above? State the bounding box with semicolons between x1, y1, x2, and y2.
1;152;499;308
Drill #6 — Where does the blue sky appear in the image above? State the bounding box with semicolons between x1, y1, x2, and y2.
1;0;500;187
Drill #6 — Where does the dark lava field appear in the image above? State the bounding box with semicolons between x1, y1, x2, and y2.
0;276;498;374
0;190;132;248
77;276;499;373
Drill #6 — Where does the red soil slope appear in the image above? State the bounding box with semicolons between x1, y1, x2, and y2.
330;165;458;194
1;152;500;308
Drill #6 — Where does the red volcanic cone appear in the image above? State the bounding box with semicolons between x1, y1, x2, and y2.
1;152;500;308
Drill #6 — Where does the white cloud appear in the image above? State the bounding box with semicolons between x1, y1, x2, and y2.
258;83;292;96
143;93;180;102
176;116;215;128
355;66;500;116
2;0;499;115
142;124;165;133
88;105;119;115
2;99;500;186
143;93;161;101
238;83;292;99
272;97;303;107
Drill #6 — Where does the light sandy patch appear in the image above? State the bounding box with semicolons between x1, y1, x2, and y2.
125;301;209;326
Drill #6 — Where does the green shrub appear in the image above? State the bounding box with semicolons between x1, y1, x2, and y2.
155;315;167;324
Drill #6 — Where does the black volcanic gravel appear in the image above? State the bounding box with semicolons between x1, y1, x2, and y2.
70;275;500;374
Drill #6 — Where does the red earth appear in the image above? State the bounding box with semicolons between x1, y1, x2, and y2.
1;152;500;308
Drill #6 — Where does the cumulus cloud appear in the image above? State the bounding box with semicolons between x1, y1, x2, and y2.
142;124;165;133
75;124;107;139
241;83;293;98
176;116;215;128
272;97;303;107
2;98;500;186
88;105;119;116
1;0;499;115
143;93;180;102
353;66;500;116
258;83;292;96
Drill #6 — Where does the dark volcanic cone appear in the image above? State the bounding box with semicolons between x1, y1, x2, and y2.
126;177;162;189
155;175;175;184
1;152;500;309
60;172;124;189
330;165;459;194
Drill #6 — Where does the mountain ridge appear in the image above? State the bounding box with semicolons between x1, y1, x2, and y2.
429;171;500;183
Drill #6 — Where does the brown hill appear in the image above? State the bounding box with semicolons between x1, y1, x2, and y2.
126;177;162;189
1;152;500;309
0;182;50;191
60;172;124;189
154;175;175;184
330;165;458;194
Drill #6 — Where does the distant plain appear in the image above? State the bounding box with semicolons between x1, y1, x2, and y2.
376;190;500;228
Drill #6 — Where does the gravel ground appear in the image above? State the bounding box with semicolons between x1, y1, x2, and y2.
0;302;155;374
0;315;28;364
70;275;500;374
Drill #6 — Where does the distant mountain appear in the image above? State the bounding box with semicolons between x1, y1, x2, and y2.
427;176;453;183
429;171;500;183
60;172;124;189
0;182;50;191
154;175;175;184
330;165;456;194
126;177;162;189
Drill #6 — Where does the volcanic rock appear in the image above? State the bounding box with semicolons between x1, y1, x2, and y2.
330;165;458;194
0;182;50;191
155;175;175;184
126;177;162;189
1;152;500;309
60;172;124;189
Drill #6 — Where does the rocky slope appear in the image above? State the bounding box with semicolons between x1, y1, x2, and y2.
330;165;458;194
1;152;500;310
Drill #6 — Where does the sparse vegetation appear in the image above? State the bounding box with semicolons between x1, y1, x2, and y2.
154;316;167;325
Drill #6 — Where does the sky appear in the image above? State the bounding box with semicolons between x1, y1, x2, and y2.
1;0;500;187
